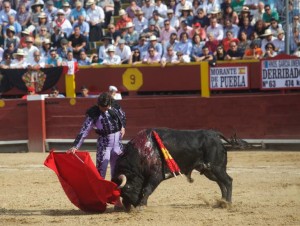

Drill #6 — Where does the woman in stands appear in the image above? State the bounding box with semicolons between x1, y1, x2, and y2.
191;33;205;61
263;43;277;58
237;31;250;55
254;19;267;37
129;48;142;65
222;5;239;25
214;44;226;60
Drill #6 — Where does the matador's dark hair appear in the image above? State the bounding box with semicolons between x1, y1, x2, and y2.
97;92;112;107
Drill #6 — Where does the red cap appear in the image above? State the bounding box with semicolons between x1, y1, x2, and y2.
27;87;35;92
194;22;201;27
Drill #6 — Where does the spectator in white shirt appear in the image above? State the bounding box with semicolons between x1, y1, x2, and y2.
141;0;155;20
86;0;105;41
175;0;193;18
154;0;168;18
103;45;121;65
160;45;178;67
10;49;28;68
206;17;224;41
133;9;148;33
166;9;180;30
273;29;285;54
23;36;39;62
115;39;131;64
0;2;17;27
27;50;46;69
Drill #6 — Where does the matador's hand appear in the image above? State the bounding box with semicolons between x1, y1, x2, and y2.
67;146;78;154
121;127;125;138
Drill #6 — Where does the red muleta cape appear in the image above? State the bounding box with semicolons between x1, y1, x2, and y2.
44;151;120;213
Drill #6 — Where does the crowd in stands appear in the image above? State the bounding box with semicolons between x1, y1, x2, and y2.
0;0;299;69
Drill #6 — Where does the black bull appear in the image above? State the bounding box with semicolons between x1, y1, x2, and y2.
112;128;233;211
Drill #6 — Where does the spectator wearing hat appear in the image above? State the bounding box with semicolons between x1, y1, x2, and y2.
141;20;160;38
23;36;39;62
53;9;73;37
273;29;285;53
133;35;148;59
177;20;193;39
260;29;275;51
108;85;122;100
262;4;279;27
0;2;17;27
141;0;155;20
22;86;37;100
73;15;90;38
159;19;177;45
44;0;58;24
176;31;193;55
68;25;87;60
133;10;148;33
269;18;283;37
35;25;51;48
70;1;87;24
97;0;114;28
191;33;205;61
206;17;224;41
27;50;46;69
115;9;132;31
243;40;263;59
99;36;113;63
40;38;52;59
30;1;44;27
179;5;193;27
154;0;168;18
123;22;139;47
50;25;68;48
103;45;121;65
35;13;51;35
143;46;161;64
10;49;28;68
175;0;193;18
47;48;62;67
62;2;72;19
192;8;209;29
190;22;206;41
16;4;31;30
3;26;20;51
149;10;164;29
19;29;32;48
166;9;180;30
148;35;163;57
86;0;105;41
125;0;141;19
57;38;73;60
115;39;131;64
209;8;223;24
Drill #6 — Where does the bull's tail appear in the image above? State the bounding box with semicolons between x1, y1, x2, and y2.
218;132;251;150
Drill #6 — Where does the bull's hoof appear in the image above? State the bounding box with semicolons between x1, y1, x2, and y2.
114;205;125;212
122;200;132;212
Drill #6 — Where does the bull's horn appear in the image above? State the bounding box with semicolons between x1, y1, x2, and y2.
118;174;127;188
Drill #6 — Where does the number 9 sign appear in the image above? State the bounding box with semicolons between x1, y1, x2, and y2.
122;68;143;91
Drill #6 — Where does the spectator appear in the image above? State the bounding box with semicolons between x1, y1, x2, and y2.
154;0;168;19
149;10;164;29
209;8;223;24
50;25;68;48
97;0;114;28
62;51;78;74
222;5;239;25
231;0;245;14
269;18;282;37
273;29;285;53
3;26;20;51
77;85;91;97
175;0;193;18
192;8;210;29
115;9;132;31
108;85;122;100
159;19;177;45
30;1;44;27
16;3;31;30
243;40;263;59
78;50;91;66
61;2;71;20
44;0;58;24
262;4;279;27
224;40;244;60
102;45;121;65
106;24;122;44
206;18;224;41
115;39;131;64
35;13;51;35
191;0;203;16
68;25;87;59
141;0;155;20
0;52;12;69
168;0;177;12
129;48;142;65
49;86;65;98
73;15;90;38
223;18;240;38
10;49;28;68
40;39;52;60
27;50;46;69
177;20;193;39
293;46;300;57
178;6;193;27
126;0;141;19
148;35;163;57
160;45;178;67
260;29;275;50
263;42;277;58
124;22;139;48
20;29;33;48
22;86;37;100
53;9;73;37
221;30;238;52
194;45;214;62
176;32;193;55
0;2;17;28
203;0;220;15
86;0;105;41
174;51;191;63
221;0;232;12
237;6;253;27
3;14;22;38
141;21;160;38
244;0;259;15
35;25;51;48
3;42;16;60
166;9;180;30
133;35;148;59
205;32;219;53
98;36;113;63
191;33;205;61
163;32;179;55
143;46;161;64
214;44;226;60
70;1;87;24
237;30;251;54
133;10;148;34
90;53;100;65
190;22;206;41
252;1;265;25
46;48;62;67
23;36;39;62
254;19;267;37
238;16;254;39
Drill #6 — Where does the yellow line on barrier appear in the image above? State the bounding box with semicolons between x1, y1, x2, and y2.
65;74;76;98
200;61;210;97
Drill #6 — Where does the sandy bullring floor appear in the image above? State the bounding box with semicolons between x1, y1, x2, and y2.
0;151;300;226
